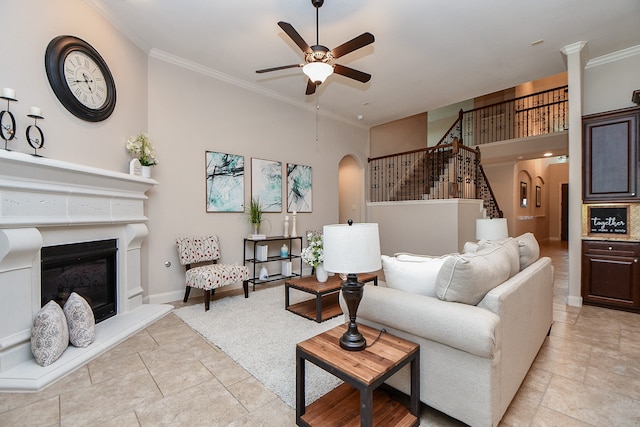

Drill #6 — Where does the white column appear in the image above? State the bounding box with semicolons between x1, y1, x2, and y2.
561;41;588;307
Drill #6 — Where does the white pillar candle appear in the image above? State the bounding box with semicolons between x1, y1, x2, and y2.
2;88;15;98
30;106;42;116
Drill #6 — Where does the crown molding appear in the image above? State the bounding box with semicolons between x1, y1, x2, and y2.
85;0;151;53
586;44;640;69
148;49;367;129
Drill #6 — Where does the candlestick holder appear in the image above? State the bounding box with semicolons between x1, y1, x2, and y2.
26;113;45;157
0;95;18;150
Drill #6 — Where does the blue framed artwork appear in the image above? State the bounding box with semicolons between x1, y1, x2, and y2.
287;163;312;212
205;151;245;212
251;158;282;212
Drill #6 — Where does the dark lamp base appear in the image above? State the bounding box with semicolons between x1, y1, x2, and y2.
340;328;366;351
340;273;366;351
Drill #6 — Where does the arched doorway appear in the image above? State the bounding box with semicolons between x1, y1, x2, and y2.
338;155;365;224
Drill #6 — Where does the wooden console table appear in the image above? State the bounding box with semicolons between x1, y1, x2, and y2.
296;323;420;426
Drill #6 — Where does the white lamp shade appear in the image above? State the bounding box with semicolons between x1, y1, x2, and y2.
322;223;381;274
476;218;509;240
302;62;334;83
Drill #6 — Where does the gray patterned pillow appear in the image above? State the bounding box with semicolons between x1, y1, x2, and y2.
63;292;95;348
31;300;69;366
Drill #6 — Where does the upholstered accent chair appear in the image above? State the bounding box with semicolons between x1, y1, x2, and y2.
176;236;249;311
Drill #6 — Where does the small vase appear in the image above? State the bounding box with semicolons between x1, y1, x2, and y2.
252;223;260;235
315;264;328;283
141;165;151;178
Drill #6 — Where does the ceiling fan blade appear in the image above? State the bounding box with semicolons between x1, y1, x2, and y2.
278;21;312;54
333;64;371;83
330;32;375;59
305;79;318;95
256;64;303;74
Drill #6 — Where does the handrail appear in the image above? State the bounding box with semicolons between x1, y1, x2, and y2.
367;85;567;217
462;85;568;115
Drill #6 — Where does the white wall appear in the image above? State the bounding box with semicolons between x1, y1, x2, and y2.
0;0;148;170
366;199;483;256
145;58;368;302
584;50;640;115
1;0;369;305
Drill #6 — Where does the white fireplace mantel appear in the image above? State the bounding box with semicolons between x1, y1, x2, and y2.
0;150;172;392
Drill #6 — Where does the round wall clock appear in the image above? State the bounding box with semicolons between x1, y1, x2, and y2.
45;35;116;122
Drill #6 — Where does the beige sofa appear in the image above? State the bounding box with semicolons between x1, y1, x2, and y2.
342;234;553;427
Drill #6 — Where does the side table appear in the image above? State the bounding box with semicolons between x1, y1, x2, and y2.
296;323;420;426
285;273;378;323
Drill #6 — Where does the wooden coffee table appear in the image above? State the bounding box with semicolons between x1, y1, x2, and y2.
296;323;420;426
285;273;377;323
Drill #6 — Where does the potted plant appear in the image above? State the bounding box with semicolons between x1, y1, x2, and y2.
301;231;327;282
126;132;158;177
248;198;264;234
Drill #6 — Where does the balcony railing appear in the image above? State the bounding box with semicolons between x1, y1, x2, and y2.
461;85;568;146
367;85;567;218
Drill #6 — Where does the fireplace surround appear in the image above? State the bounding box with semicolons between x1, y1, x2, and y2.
0;150;172;391
41;239;118;323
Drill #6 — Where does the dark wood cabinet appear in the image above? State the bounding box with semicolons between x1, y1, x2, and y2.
582;240;640;312
583;107;640;201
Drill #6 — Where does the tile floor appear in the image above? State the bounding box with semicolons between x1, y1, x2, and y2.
1;241;639;426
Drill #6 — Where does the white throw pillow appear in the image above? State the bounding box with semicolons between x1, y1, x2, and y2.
435;245;512;305
463;241;480;253
63;292;96;348
477;237;520;278
31;300;69;367
381;254;448;297
516;232;540;270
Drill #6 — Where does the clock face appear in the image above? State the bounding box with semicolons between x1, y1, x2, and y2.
63;50;108;109
45;35;116;122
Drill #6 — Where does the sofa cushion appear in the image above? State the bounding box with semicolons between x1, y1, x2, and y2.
31;300;69;367
435;245;512;305
63;292;96;348
478;237;520;278
516;232;540;270
382;254;448;297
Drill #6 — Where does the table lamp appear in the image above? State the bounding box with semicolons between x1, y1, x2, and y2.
476;218;508;240
323;220;381;351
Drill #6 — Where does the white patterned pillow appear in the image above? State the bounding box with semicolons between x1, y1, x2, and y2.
382;254;448;297
31;301;69;367
63;292;95;348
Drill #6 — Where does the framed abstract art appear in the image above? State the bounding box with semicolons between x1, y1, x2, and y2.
205;151;244;212
286;163;312;212
251;158;282;212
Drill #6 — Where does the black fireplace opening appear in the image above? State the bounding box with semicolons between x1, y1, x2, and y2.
41;239;118;323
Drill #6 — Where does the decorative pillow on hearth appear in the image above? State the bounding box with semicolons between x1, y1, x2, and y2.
31;300;69;367
63;292;95;348
381;254;449;297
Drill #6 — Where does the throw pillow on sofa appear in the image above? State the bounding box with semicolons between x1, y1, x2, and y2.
381;254;449;297
435;245;512;305
477;237;520;278
31;300;69;367
63;292;96;348
516;232;540;270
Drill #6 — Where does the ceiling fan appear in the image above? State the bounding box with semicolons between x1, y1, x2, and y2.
256;0;374;95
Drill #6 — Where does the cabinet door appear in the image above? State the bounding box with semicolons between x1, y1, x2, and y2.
582;241;640;310
583;108;639;201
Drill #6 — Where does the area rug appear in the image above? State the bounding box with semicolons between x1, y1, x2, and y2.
173;285;343;408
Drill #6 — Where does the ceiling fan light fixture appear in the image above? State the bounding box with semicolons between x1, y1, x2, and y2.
303;62;333;84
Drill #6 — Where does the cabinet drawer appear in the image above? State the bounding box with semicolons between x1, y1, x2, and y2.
582;241;640;258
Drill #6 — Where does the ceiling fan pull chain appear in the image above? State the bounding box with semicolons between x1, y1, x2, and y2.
315;92;320;145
